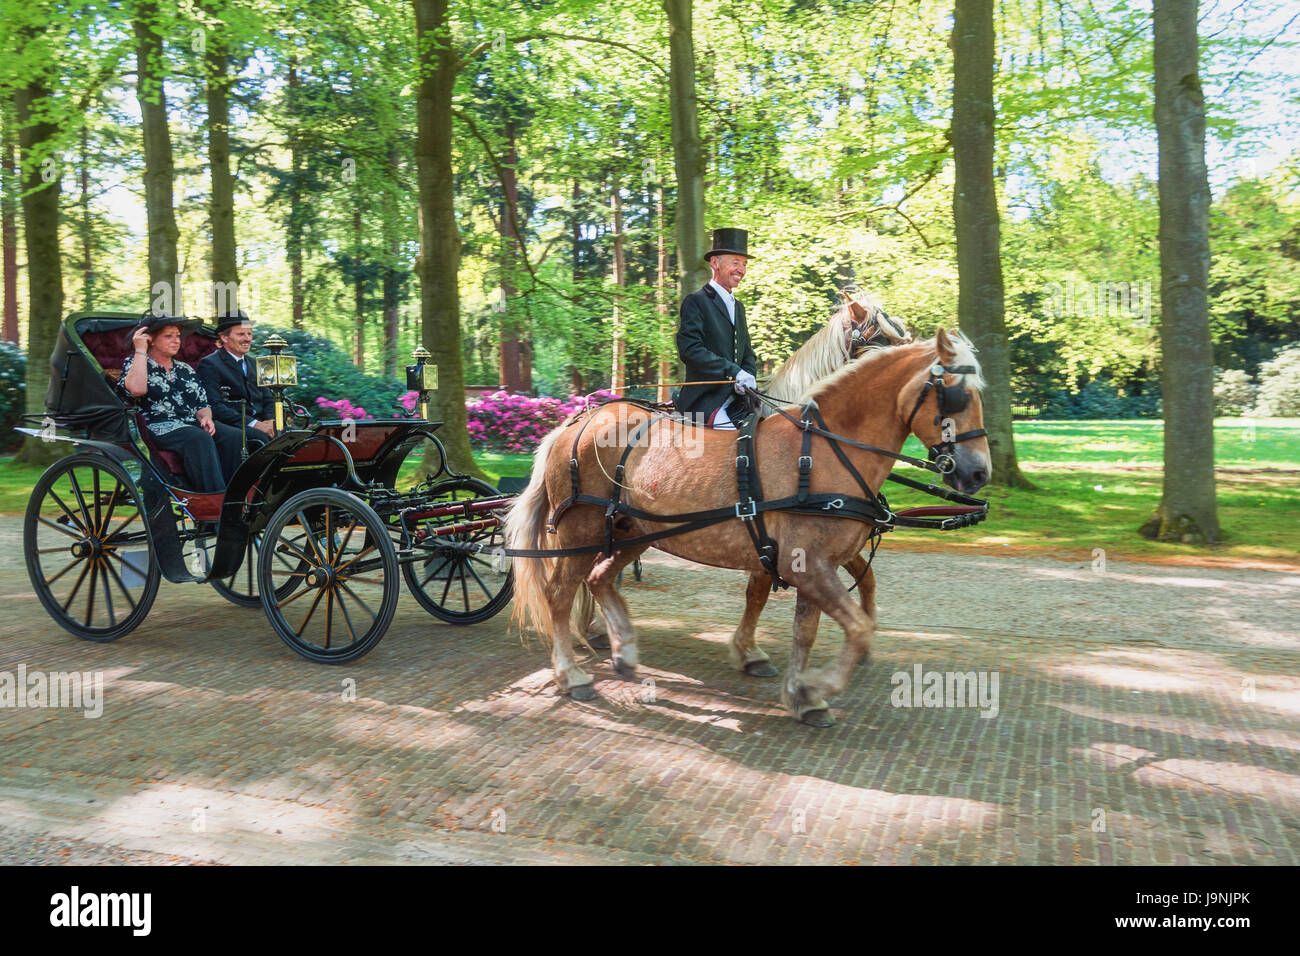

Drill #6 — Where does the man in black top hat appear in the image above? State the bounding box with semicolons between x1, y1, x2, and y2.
196;310;277;456
674;227;758;430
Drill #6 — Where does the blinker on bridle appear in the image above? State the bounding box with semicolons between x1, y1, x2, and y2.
849;310;896;358
904;363;988;474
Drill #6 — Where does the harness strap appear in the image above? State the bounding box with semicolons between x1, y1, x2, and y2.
734;410;785;591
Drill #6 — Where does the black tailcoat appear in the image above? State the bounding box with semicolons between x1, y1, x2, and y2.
196;348;276;428
674;283;757;421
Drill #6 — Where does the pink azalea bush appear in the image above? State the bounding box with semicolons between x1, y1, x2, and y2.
316;396;373;420
467;389;618;453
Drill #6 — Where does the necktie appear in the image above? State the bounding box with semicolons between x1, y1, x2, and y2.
239;358;247;378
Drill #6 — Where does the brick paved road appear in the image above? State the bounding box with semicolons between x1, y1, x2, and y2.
1;516;1297;865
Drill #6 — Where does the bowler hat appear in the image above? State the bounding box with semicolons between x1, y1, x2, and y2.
214;309;253;334
704;227;752;260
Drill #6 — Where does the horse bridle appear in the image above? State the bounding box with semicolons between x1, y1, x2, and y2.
848;310;898;358
904;363;988;474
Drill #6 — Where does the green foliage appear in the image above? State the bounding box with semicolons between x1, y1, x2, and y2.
1213;368;1258;416
250;326;405;420
1040;376;1161;420
1254;344;1300;417
0;341;26;451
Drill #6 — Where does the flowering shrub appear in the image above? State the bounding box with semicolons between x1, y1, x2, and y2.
315;396;373;421
0;340;25;451
467;390;618;452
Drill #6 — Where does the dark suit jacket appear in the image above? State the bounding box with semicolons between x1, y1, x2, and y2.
675;283;757;421
196;348;276;428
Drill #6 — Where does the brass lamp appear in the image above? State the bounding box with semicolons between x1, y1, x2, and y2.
406;346;438;420
255;334;299;431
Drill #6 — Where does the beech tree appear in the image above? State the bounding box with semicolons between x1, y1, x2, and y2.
1140;0;1220;543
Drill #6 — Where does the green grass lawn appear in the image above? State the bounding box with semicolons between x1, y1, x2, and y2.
4;419;1296;562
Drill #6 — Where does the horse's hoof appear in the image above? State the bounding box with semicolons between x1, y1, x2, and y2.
587;632;611;650
799;709;836;728
570;683;598;702
743;660;779;678
612;657;637;679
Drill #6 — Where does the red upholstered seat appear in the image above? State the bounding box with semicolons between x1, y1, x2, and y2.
135;413;185;478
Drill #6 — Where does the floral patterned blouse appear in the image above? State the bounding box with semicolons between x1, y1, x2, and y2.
119;354;212;436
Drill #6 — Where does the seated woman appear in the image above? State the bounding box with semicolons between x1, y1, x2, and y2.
119;315;244;492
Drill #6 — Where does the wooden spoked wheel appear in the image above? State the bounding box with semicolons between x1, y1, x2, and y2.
256;488;399;663
401;477;514;625
24;453;160;642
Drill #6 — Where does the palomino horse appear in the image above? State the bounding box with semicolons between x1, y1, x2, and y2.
578;290;912;678
505;329;991;725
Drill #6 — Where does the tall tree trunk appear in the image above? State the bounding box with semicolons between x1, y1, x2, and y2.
413;0;483;477
1141;0;1219;543
951;0;1032;488
287;56;304;329
3;111;20;342
497;118;524;392
656;177;671;403
382;145;401;378
134;1;180;304
353;206;365;366
610;170;626;391
664;0;707;300
569;176;583;393
206;25;239;305
79;124;93;310
13;76;64;465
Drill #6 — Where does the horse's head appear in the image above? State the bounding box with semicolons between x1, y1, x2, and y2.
840;290;912;359
901;329;992;494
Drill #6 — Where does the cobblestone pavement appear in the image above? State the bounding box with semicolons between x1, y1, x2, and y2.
1;515;1297;865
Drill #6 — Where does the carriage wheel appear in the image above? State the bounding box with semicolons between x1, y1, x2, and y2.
257;488;399;663
207;531;301;608
401;476;514;625
24;453;160;642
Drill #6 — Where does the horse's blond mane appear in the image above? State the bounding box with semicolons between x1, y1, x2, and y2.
800;330;984;405
765;290;890;401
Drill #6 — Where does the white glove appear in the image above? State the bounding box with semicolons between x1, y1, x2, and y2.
734;369;757;394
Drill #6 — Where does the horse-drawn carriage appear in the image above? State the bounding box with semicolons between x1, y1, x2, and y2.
19;312;513;663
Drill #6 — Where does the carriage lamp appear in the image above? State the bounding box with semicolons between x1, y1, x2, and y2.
406;346;438;420
256;334;299;431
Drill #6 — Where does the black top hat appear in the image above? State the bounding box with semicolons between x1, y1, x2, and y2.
704;227;751;260
214;309;253;334
137;312;200;335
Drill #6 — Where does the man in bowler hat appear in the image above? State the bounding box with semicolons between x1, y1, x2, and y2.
196;309;277;456
674;227;758;430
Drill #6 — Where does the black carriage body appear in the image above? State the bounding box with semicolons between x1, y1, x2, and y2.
33;314;452;581
23;312;513;660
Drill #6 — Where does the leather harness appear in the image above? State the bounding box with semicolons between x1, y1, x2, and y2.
477;363;989;590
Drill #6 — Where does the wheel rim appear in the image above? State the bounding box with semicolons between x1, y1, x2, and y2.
259;492;397;660
27;458;157;639
403;478;513;623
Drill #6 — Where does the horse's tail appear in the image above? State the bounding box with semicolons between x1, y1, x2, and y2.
572;584;597;639
503;424;565;637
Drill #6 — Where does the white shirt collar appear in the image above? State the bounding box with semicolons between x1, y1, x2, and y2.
709;280;737;324
225;348;248;366
709;279;735;304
